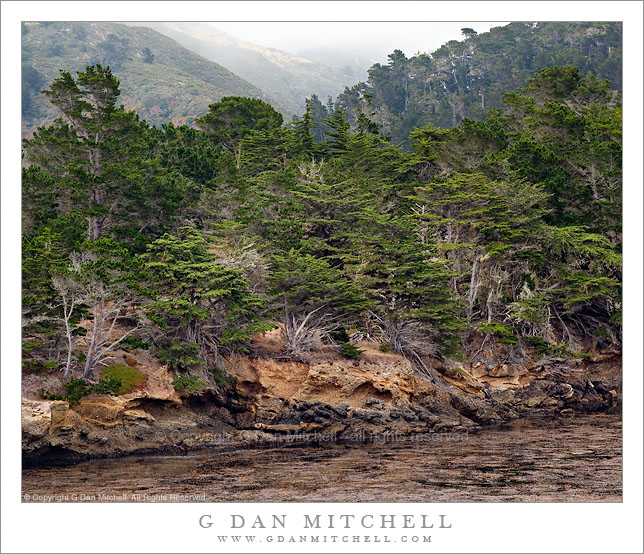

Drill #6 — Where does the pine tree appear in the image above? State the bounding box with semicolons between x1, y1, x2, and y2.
22;228;75;371
268;249;368;359
351;208;463;367
142;227;273;372
196;96;284;168
23;64;191;251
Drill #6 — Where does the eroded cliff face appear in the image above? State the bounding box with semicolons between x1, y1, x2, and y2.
22;332;620;465
227;339;620;438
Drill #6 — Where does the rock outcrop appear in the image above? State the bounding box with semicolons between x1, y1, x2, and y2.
22;333;621;465
227;339;620;441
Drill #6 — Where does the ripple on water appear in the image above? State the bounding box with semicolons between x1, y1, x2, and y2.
22;414;622;502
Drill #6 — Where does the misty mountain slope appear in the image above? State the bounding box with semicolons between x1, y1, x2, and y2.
140;22;364;115
21;21;288;135
335;22;622;145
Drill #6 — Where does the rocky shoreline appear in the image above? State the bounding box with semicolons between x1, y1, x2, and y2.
22;337;620;467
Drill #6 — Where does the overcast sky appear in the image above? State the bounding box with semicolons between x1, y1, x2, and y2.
207;22;508;62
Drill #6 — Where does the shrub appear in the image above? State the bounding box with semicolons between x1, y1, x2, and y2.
63;377;90;405
340;343;364;359
123;356;138;367
330;327;350;343
39;376;122;405
91;376;123;395
39;389;64;401
521;336;567;356
101;365;146;395
171;375;210;396
478;322;518;344
378;343;393;353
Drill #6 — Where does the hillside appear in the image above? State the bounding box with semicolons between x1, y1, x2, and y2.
334;22;622;145
140;22;364;115
21;21;288;135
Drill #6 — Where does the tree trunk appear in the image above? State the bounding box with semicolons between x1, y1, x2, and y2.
62;297;74;378
83;302;100;380
63;326;74;379
467;256;480;319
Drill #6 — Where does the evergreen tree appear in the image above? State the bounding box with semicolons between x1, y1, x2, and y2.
142;228;272;372
23;64;191;251
268;249;368;359
351;208;463;368
22;229;75;371
196;96;284;167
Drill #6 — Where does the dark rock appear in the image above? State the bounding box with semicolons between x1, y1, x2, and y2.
402;408;418;422
352;408;385;424
365;397;385;408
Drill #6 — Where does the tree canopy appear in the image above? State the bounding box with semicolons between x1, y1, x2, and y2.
22;63;622;385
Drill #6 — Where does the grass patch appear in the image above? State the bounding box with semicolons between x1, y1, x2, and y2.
101;364;146;395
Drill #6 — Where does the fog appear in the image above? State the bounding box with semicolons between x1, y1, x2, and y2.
206;21;507;63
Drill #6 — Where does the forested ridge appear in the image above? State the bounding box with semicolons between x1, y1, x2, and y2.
331;22;622;146
22;62;621;393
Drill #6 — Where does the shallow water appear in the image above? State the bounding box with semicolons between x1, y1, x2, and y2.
22;414;621;502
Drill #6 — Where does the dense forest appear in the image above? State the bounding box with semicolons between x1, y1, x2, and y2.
333;22;622;146
22;61;621;392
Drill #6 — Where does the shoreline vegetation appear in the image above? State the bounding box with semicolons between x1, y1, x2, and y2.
22;23;621;467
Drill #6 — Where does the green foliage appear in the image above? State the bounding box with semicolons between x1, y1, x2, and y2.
267;248;368;357
157;341;205;372
196;96;283;151
521;336;566;356
209;366;238;389
22;55;621;382
24;64;193;251
354;210;464;356
91;375;125;395
330;328;350;343
40;376;122;405
336;22;621;145
478;322;518;345
157;124;226;185
143;227;272;360
339;343;364;359
171;375;211;396
120;336;150;351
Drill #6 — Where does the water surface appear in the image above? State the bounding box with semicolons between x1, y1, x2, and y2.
22;414;621;502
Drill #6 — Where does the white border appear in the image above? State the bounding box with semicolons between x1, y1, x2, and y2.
2;2;642;553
